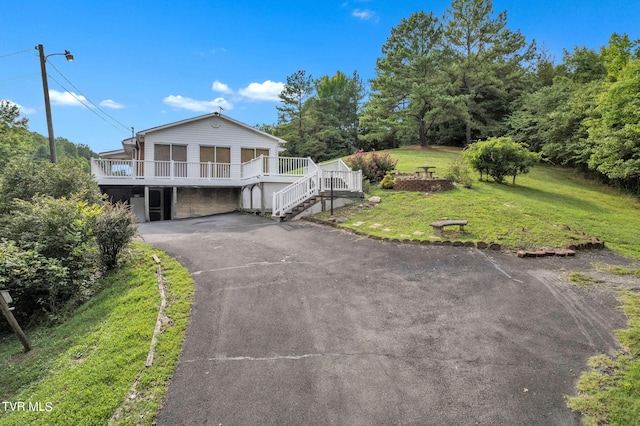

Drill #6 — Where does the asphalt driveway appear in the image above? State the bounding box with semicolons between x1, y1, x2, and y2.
139;213;628;425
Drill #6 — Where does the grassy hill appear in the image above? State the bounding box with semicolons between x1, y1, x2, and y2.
329;146;640;260
0;243;193;426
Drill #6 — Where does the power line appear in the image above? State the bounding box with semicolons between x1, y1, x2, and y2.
46;73;129;134
0;47;33;60
46;60;132;133
0;73;40;87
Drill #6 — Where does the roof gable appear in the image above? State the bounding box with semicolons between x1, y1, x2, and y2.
138;112;285;145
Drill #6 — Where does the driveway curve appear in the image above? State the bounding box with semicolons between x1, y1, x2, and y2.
139;213;627;425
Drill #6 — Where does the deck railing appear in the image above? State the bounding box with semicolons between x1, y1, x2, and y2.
92;159;235;180
272;168;363;218
318;158;351;172
272;170;319;217
319;169;363;192
92;157;314;181
241;156;313;179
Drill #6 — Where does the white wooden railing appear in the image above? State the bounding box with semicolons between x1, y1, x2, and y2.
241;156;313;179
272;170;320;218
319;169;363;192
92;157;312;181
92;159;235;180
319;158;351;172
272;167;363;218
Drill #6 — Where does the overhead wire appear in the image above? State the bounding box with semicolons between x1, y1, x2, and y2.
0;47;33;60
0;73;40;87
2;46;134;137
46;60;131;133
46;73;128;133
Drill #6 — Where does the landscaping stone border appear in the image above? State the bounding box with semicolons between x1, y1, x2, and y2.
301;217;605;259
516;226;605;258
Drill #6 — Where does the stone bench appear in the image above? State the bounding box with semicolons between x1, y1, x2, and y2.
429;220;468;236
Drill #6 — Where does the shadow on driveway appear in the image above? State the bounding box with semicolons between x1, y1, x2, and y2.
139;213;628;425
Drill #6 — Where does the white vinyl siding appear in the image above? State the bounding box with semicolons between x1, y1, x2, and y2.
144;116;280;180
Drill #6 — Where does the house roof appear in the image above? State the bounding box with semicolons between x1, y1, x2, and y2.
99;113;286;157
136;112;286;145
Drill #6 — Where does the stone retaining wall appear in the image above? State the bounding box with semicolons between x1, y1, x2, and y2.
394;179;454;192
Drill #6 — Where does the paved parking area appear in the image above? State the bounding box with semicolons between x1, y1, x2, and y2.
139;213;627;425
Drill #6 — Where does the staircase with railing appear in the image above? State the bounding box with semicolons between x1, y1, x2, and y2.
272;159;363;220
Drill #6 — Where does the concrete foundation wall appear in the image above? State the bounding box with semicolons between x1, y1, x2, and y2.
293;197;360;220
176;187;239;219
241;182;291;211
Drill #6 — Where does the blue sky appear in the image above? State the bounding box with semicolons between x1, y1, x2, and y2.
1;0;638;154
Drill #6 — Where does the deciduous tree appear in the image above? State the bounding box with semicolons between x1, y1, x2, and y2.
587;59;640;189
0;100;33;172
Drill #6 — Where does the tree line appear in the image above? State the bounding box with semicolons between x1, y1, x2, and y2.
271;0;640;191
0;100;97;173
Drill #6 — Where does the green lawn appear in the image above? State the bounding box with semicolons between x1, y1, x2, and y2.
566;287;640;425
333;146;640;259
0;242;193;426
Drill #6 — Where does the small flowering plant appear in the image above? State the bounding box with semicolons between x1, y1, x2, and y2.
345;150;398;183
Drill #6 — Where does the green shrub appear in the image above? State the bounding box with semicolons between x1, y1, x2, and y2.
446;157;474;188
94;202;138;270
0;240;69;327
0;158;103;211
0;196;101;321
380;172;396;189
463;137;541;184
362;178;371;194
345;150;398;183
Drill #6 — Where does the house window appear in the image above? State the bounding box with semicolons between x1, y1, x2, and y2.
200;146;231;178
241;148;270;173
241;148;270;163
154;144;187;177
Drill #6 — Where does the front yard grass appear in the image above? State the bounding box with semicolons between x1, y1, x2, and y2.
566;288;640;425
327;146;640;259
0;242;193;426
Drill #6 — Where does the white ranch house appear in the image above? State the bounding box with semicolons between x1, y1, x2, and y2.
92;112;363;222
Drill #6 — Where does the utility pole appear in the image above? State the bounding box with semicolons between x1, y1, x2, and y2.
36;44;74;163
37;44;57;163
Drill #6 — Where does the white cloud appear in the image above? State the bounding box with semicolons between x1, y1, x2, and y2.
212;80;233;95
4;100;36;115
100;99;125;109
162;95;233;112
238;80;284;102
352;8;377;21
49;90;87;107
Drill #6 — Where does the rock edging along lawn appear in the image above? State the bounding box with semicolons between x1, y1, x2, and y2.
516;226;606;258
302;217;605;258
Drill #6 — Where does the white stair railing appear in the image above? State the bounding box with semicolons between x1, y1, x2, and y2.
272;170;319;217
319;169;363;192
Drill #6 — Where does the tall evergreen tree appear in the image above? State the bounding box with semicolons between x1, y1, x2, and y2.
361;11;459;148
276;70;314;156
443;0;534;145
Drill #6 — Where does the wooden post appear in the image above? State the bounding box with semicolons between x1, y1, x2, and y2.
0;293;31;352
